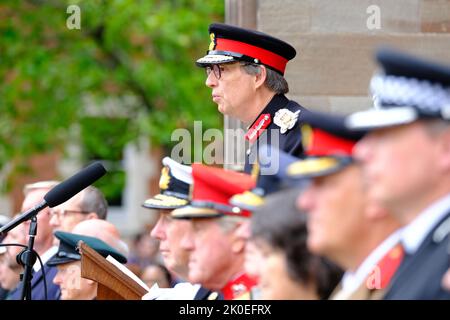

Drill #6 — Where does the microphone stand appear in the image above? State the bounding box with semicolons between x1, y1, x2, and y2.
17;216;38;300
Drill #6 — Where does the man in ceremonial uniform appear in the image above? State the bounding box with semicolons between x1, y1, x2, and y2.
143;157;216;300
196;23;307;173
347;47;450;299
171;164;257;299
285;110;402;299
144;157;192;277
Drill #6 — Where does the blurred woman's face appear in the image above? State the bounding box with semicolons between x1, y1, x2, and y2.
254;239;319;300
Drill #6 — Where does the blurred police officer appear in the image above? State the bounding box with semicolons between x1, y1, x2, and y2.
196;23;306;173
286;111;401;299
347;47;450;299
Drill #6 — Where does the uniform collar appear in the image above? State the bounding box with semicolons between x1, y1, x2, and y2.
247;94;289;130
245;94;290;143
34;246;58;272
401;193;450;254
339;229;403;297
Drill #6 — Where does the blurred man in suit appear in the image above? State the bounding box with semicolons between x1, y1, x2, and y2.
0;215;11;299
49;185;108;234
0;248;22;299
0;219;26;299
9;181;61;300
347;47;450;299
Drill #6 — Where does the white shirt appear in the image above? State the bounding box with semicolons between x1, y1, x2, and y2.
33;246;58;272
401;193;450;254
333;229;402;300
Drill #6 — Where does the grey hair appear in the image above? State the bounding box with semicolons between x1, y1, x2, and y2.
79;186;108;219
216;215;246;233
241;63;289;94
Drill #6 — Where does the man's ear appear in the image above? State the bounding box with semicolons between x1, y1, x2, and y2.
86;212;99;220
254;65;267;89
437;128;450;172
231;224;247;254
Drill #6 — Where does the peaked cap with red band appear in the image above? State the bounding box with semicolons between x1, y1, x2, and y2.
286;110;367;179
171;163;256;219
196;23;297;75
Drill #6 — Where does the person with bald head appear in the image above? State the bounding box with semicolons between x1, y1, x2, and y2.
71;219;129;257
51;218;127;300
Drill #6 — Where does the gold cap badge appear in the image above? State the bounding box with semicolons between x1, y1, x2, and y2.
159;167;170;190
209;33;216;51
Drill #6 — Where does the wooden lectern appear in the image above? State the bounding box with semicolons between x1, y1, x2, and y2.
79;241;147;300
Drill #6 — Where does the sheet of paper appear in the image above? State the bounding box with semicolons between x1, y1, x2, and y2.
106;255;151;292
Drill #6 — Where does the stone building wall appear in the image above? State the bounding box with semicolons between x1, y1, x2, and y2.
256;0;450;114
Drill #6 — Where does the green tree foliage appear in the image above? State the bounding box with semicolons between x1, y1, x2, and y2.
0;0;224;189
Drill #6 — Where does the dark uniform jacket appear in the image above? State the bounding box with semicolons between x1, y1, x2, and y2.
244;94;307;174
9;262;60;300
193;286;223;300
384;212;450;300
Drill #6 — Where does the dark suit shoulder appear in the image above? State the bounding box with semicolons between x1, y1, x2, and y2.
385;213;450;300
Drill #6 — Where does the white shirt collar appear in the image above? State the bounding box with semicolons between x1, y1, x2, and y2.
401;193;450;254
336;229;402;299
33;246;58;272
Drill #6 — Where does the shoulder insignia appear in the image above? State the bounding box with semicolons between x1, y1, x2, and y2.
274;109;300;134
301;124;313;151
207;291;220;300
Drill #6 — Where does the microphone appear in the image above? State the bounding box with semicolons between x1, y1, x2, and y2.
0;162;107;235
44;162;106;207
